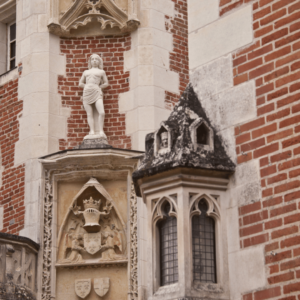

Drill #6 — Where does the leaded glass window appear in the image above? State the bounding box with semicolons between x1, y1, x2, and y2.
192;199;216;283
159;202;178;286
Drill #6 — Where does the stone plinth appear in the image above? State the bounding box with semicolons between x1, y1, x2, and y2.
74;138;113;149
39;148;142;300
0;232;39;300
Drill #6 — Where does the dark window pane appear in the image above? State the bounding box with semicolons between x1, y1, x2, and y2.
192;199;217;284
10;23;16;41
10;59;15;70
10;41;16;59
159;206;178;287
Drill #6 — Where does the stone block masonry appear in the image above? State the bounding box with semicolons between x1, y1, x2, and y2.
58;35;132;150
222;0;300;299
0;77;25;234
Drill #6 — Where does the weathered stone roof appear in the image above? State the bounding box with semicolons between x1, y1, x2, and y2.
132;84;235;196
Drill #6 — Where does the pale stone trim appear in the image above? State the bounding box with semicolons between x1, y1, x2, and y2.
0;0;16;23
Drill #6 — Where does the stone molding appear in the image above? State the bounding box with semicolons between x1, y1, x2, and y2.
129;183;138;300
48;0;140;37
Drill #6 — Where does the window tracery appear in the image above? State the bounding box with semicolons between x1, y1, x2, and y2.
190;194;220;286
152;197;178;288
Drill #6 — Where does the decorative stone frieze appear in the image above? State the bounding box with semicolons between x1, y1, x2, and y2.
48;0;140;37
0;232;39;300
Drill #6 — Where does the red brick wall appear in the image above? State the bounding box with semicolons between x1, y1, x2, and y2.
165;0;189;109
0;78;25;234
220;0;300;299
58;35;131;150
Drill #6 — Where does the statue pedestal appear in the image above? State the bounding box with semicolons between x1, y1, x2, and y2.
39;147;142;300
75;138;112;149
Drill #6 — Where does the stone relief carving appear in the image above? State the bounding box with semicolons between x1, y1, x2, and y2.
75;278;91;299
41;163;138;299
57;177;127;265
79;54;109;143
129;183;138;300
94;277;110;297
154;123;172;156
48;0;140;37
0;233;39;300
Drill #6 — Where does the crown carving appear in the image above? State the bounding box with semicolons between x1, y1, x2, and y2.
83;197;101;210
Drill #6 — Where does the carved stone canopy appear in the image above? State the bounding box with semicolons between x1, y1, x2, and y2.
48;0;140;37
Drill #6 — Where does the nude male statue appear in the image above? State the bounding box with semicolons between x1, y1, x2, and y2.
79;54;109;139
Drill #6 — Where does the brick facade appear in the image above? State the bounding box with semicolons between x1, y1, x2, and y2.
0;77;25;234
165;0;189;109
58;35;132;150
220;0;300;299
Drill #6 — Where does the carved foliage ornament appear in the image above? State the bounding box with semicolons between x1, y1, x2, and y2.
42;170;53;300
129;183;138;300
49;0;140;36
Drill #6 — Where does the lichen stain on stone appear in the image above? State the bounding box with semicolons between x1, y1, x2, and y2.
133;84;235;196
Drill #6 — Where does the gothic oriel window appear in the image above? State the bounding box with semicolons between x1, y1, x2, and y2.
192;199;217;283
158;201;178;286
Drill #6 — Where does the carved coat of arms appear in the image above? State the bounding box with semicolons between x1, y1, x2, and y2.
75;279;91;299
84;233;101;255
94;278;110;297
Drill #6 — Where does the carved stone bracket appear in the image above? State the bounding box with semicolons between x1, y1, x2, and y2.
48;0;140;37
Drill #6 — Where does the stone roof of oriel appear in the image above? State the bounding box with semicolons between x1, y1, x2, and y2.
132;83;236;195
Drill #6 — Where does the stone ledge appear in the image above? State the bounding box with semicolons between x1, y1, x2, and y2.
0;232;39;252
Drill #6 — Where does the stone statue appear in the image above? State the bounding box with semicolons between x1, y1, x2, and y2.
79;54;109;140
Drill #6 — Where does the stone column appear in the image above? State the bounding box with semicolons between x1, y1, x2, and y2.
14;0;69;242
119;0;180;151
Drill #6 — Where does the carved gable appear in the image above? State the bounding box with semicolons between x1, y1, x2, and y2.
49;0;140;37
